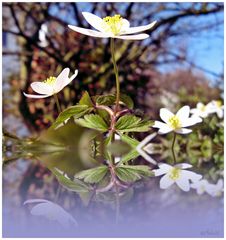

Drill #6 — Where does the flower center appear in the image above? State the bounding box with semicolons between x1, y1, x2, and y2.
200;185;205;193
168;116;181;129
201;105;206;112
216;100;222;107
43;76;56;85
102;14;123;35
169;167;181;180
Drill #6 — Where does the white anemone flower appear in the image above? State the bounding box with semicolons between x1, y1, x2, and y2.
191;179;212;195
68;12;156;40
24;199;78;228
190;102;213;118
205;179;224;197
152;105;202;135
207;100;224;118
23;68;78;98
153;163;202;192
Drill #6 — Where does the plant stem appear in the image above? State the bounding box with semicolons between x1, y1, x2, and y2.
110;38;120;113
172;132;177;150
53;93;62;114
171;132;177;164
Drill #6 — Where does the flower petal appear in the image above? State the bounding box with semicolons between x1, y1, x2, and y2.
31;82;53;95
175;128;192;134
24;199;51;205
176;105;190;121
159;163;173;170
182;170;202;182
181;116;202;127
216;110;224;118
159;174;174;189
153;163;172;176
124;21;156;34
158;125;173;135
69;69;78;81
153;120;173;134
175;163;193;169
119;19;130;33
160;108;174;123
114;33;149;40
30;202;52;217
152;120;166;129
82;12;106;32
217;179;223;188
176;177;190;191
68;25;110;38
23;92;51;98
197;102;205;109
55;68;78;92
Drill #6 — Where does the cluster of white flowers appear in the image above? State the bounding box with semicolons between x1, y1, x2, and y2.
191;101;224;119
146;105;223;194
152;101;224;136
191;179;223;197
153;163;224;196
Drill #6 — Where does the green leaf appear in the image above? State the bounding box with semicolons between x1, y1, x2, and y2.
51;105;92;129
79;91;93;107
120;94;134;109
96;109;110;122
51;168;91;193
119;149;140;164
95;94;115;106
95;94;134;109
115;115;153;133
75;114;109;132
74;165;109;184
115;165;153;183
120;134;139;147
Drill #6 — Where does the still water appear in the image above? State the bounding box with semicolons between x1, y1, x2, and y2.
3;123;224;237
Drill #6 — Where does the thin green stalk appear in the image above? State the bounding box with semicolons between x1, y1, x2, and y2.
53;93;62;114
171;132;177;164
172;132;177;149
110;38;120;113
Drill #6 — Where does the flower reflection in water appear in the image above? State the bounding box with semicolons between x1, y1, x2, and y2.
2;121;224;237
24;199;78;228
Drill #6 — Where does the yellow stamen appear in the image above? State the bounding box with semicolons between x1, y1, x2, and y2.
200;105;206;112
102;14;123;35
169;167;181;180
216;100;222;107
168;116;181;129
43;76;56;85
